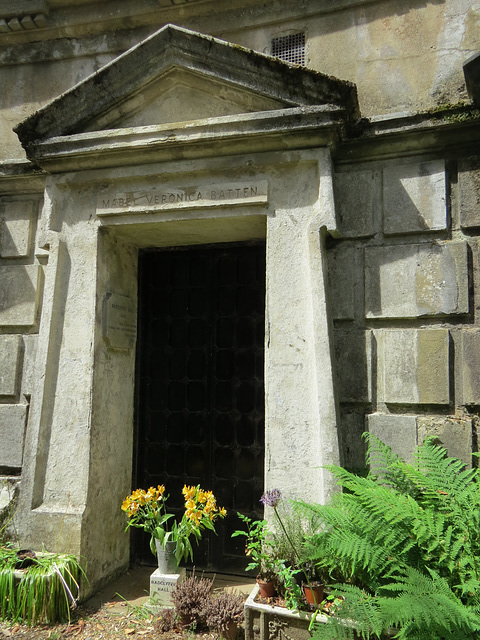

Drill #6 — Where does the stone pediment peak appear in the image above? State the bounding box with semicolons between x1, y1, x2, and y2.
15;23;359;150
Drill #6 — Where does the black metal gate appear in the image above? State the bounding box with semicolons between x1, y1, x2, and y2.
133;242;265;571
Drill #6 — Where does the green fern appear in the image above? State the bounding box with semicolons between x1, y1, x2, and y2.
296;435;480;639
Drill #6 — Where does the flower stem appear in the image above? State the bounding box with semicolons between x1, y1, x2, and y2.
273;506;320;608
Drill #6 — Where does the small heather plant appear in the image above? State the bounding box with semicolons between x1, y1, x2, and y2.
205;590;245;638
171;571;214;630
154;606;177;632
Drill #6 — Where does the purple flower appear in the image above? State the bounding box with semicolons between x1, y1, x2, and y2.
260;489;282;508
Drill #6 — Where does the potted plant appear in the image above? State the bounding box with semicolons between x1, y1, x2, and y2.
171;570;214;630
260;489;324;609
232;513;277;597
268;498;324;611
0;543;84;625
205;589;245;640
121;484;226;569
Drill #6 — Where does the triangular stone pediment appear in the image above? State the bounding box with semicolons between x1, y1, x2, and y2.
15;24;359;149
84;66;286;131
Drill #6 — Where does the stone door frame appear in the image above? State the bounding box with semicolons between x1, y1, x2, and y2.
16;145;341;591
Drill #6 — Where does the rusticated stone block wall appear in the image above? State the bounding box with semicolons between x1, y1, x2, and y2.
330;155;480;471
0;195;42;472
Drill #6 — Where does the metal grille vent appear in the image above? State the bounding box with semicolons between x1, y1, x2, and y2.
271;32;305;66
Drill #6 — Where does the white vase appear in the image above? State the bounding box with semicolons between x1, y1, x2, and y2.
155;539;178;574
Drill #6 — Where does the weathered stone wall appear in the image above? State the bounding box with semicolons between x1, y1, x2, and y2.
330;152;480;470
0;187;43;475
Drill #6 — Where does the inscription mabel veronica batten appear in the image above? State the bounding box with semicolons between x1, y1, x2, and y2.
103;292;136;350
96;180;268;216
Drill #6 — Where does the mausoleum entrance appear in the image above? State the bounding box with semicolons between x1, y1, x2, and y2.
12;23;354;592
134;242;265;570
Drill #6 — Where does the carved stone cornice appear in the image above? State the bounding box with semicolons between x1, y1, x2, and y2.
0;0;49;33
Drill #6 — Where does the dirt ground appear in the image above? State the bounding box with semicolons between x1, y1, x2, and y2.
0;567;254;640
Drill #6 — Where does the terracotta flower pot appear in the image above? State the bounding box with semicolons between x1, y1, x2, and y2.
219;620;238;640
302;582;324;608
177;613;195;630
256;576;276;598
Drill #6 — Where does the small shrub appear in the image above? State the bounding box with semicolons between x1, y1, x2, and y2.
205;589;245;636
154;606;176;632
172;571;214;629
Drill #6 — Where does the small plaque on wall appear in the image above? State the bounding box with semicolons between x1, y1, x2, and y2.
103;292;136;350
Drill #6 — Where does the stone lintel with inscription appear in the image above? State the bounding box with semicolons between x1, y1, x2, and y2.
96;181;268;216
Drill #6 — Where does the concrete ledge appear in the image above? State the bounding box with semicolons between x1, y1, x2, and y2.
244;584;329;640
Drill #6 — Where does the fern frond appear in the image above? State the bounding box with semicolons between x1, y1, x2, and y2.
311;584;384;640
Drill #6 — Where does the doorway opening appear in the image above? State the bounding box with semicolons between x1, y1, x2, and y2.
133;242;265;572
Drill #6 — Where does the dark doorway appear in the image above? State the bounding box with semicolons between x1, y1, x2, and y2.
133;242;265;571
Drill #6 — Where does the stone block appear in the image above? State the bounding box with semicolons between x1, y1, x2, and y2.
0;265;41;327
417;416;473;468
365;242;468;319
0;200;34;258
334;330;372;403
150;568;185;607
0;334;21;396
383;160;446;235
0;404;27;468
339;410;367;471
327;244;359;320
367;413;418;464
459;156;480;228
333;169;379;238
378;329;450;405
21;334;38;398
460;330;480;405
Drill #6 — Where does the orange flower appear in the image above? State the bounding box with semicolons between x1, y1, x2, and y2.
127;502;139;516
190;511;201;526
182;485;196;501
146;487;156;501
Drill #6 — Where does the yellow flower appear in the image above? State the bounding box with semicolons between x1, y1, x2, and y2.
132;489;146;505
185;499;196;511
146;487;156;501
183;485;196;501
219;507;227;517
190;511;201;526
128;502;139;516
157;485;166;496
206;496;217;510
121;498;131;512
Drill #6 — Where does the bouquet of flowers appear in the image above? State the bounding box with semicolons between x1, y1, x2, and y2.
121;484;226;564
